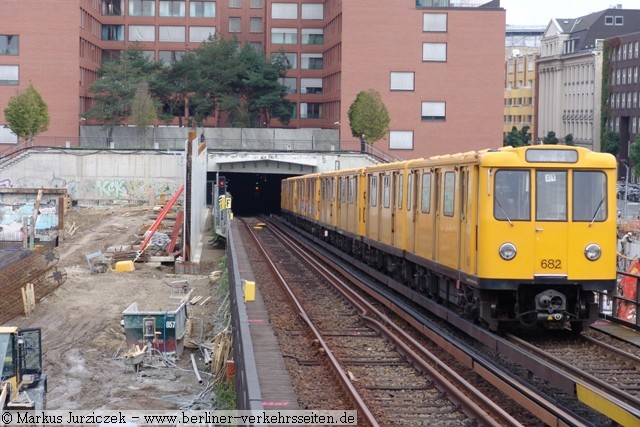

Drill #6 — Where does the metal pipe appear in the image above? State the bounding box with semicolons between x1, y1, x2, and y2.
190;353;203;384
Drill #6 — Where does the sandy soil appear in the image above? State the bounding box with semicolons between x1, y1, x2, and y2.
2;205;226;411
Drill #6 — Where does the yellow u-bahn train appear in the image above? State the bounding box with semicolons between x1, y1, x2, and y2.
281;145;618;332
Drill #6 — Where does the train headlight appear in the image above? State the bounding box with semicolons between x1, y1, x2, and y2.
499;243;517;260
584;243;601;261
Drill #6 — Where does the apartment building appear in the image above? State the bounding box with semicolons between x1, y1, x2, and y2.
503;26;543;140
606;31;640;165
0;0;506;159
537;7;640;151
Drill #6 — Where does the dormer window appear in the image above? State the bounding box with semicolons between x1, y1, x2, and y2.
616;16;624;25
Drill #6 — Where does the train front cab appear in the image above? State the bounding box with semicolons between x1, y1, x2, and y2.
476;146;618;331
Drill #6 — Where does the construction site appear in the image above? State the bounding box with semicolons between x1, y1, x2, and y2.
0;193;229;411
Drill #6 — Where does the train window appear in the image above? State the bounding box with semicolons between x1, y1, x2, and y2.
536;170;567;221
443;172;455;216
407;173;413;211
494;170;530;221
369;175;378;207
349;177;355;204
340;177;346;203
383;175;390;208
573;171;607;222
421;173;431;213
397;174;404;209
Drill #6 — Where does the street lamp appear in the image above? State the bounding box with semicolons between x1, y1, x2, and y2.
621;159;630;219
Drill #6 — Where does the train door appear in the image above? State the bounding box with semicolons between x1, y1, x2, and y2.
379;173;392;244
393;171;404;249
432;169;441;261
413;169;431;257
458;167;470;272
437;169;459;267
533;169;568;276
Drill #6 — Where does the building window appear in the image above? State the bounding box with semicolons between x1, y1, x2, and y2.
228;17;241;33
301;53;323;69
102;0;124;16
271;52;296;69
0;35;18;55
0;65;19;85
279;77;297;94
271;28;297;44
158;51;185;64
605;16;614;25
300;102;322;119
250;0;263;8
189;26;215;42
300;78;322;94
421;101;445;121
249;42;262;52
250;17;263;33
129;0;155;16
190;1;215;17
390;72;414;91
129;25;156;41
301;28;323;45
159;1;185;17
272;3;297;19
615;16;623;25
301;3;323;19
422;42;446;61
423;13;446;32
103;25;125;41
229;0;241;7
389;130;413;150
0;126;18;144
159;26;185;42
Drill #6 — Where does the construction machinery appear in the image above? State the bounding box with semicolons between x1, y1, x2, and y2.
0;327;46;410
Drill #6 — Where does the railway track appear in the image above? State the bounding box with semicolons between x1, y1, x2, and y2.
265;214;640;426
241;217;536;426
506;332;640;424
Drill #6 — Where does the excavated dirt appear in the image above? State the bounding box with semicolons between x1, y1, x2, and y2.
1;205;226;411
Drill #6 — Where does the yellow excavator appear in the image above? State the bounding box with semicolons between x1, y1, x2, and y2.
0;327;46;410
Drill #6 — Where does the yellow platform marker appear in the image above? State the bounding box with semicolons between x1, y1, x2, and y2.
243;280;255;302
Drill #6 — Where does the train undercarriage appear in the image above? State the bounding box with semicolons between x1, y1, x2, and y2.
287;215;596;333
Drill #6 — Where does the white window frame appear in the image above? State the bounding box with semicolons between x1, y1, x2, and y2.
159;26;185;42
272;3;297;19
301;3;323;20
390;72;414;91
128;25;155;42
423;13;447;32
189;26;215;42
421;101;446;121
422;42;446;62
389;131;414;150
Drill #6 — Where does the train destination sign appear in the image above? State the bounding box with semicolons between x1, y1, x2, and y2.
525;149;578;163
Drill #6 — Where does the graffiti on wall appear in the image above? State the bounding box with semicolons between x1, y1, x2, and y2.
94;180;179;203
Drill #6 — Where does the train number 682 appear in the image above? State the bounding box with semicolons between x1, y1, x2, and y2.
540;259;561;269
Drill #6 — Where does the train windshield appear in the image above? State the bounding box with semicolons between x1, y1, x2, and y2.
494;170;530;221
536;170;567;221
0;333;14;379
573;171;607;222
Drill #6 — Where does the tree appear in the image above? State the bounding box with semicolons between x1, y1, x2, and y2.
503;125;530;147
601;130;620;156
542;131;559;145
3;83;50;142
564;133;574;146
130;81;158;142
348;89;390;145
85;46;164;143
629;133;640;176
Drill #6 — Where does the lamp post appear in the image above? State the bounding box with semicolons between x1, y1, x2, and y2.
622;159;630;219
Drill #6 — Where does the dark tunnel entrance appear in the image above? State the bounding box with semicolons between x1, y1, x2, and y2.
206;172;296;216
